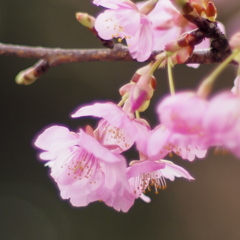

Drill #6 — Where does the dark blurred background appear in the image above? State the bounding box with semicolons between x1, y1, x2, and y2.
1;1;240;240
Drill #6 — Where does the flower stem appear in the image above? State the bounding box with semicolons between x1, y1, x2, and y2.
149;52;166;75
167;57;175;95
135;110;140;119
118;96;127;107
197;50;240;98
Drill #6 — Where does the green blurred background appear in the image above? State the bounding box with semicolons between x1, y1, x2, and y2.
1;1;240;239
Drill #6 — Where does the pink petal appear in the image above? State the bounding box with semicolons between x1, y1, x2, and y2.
78;129;122;163
160;160;194;181
35;125;77;151
127;160;165;178
127;18;153;61
72;102;137;139
95;120;134;153
147;125;172;159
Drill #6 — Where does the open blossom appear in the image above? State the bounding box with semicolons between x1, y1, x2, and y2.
94;0;156;61
34;125;135;212
127;159;194;200
71;102;150;154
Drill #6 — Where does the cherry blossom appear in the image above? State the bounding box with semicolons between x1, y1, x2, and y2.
35;125;135;212
71;102;150;154
202;91;240;157
94;0;157;61
127;159;194;200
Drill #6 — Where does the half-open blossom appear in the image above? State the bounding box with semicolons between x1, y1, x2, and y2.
127;159;194;200
94;0;156;61
35;125;135;212
138;0;203;50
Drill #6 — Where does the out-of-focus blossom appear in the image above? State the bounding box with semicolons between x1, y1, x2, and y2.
157;91;208;135
148;124;207;161
138;0;206;49
202;91;240;157
35;125;135;212
150;92;209;160
154;90;240;158
137;0;224;67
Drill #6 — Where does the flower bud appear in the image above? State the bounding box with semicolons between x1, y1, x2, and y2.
165;33;195;65
15;60;49;85
120;64;156;113
76;12;95;29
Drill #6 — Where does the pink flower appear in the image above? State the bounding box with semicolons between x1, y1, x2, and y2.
148;124;207;161
155;90;240;158
127;159;194;200
150;92;208;160
94;0;155;61
35;125;135;212
202;91;240;157
142;0;199;49
71;102;150;154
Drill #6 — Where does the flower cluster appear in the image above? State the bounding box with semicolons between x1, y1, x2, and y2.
35;98;194;212
34;0;240;212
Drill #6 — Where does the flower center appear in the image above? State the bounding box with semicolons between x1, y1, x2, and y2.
64;148;98;180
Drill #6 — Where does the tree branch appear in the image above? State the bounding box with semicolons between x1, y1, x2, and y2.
0;42;236;84
0;42;233;66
